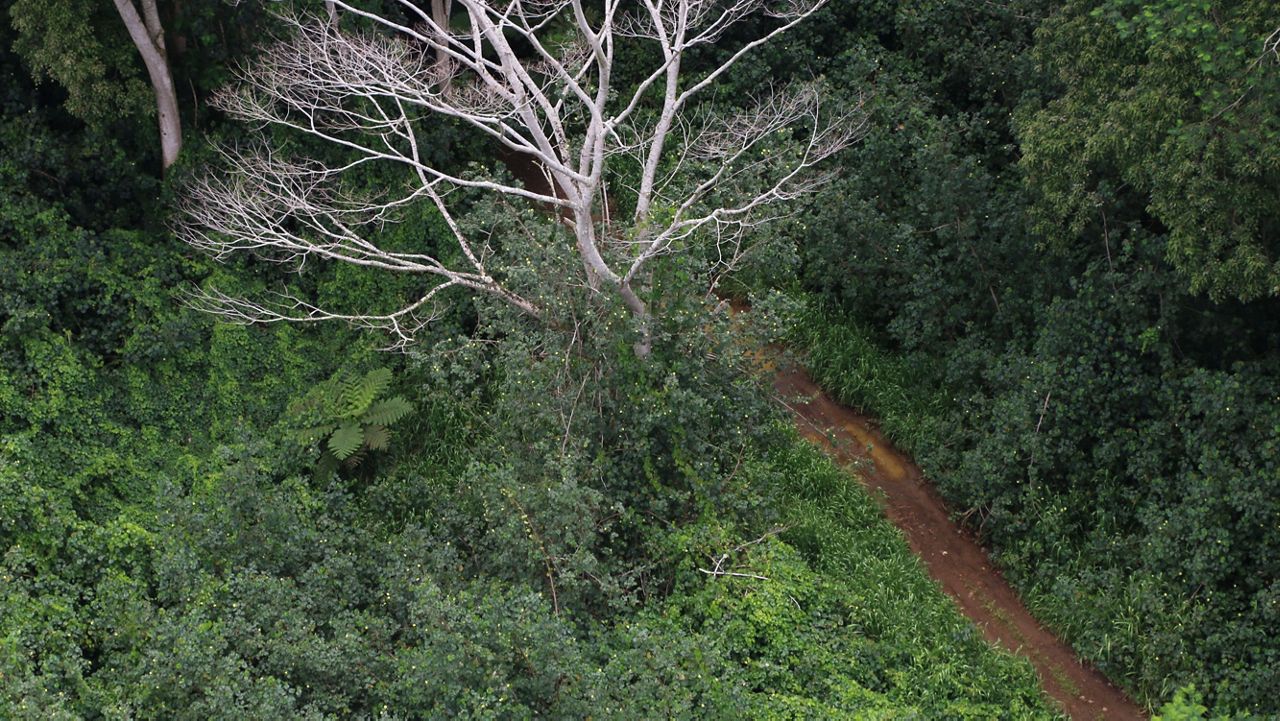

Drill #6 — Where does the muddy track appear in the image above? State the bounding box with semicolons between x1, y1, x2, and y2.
498;150;1144;718
773;366;1146;721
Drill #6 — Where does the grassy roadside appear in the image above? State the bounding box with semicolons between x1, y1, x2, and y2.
759;434;1060;718
790;303;947;454
787;300;1246;719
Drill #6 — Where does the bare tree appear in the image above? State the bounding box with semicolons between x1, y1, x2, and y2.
113;0;182;169
180;0;864;353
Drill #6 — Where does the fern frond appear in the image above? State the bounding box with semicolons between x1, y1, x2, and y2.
328;422;364;460
292;425;337;443
363;368;392;401
284;367;405;478
364;424;390;451
313;370;349;415
361;397;413;426
335;371;363;417
344;446;369;468
340;368;392;416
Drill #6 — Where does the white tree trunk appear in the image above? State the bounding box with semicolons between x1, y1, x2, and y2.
113;0;182;170
431;0;452;68
180;0;865;354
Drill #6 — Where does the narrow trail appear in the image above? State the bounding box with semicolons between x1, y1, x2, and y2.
498;150;1144;719
773;365;1146;721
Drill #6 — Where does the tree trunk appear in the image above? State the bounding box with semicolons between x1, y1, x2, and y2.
573;208;652;357
431;0;452;68
621;281;652;358
113;0;182;170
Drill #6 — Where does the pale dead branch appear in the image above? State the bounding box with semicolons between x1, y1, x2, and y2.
698;525;790;581
182;0;864;354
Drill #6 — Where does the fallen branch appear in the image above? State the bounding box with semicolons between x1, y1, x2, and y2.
698;525;789;581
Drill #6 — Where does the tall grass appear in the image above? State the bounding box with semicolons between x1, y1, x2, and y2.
756;434;1060;718
790;303;947;453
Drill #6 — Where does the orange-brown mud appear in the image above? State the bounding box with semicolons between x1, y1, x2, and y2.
774;365;1146;721
499;150;1145;719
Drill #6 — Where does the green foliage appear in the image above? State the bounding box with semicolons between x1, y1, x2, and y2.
1019;0;1280;301
777;36;1044;354
7;0;275;170
11;1;1279;716
8;0;152;124
775;0;1280;714
792;302;947;451
2;271;1059;718
284;368;414;478
800;189;1280;716
1153;685;1243;721
758;440;1055;718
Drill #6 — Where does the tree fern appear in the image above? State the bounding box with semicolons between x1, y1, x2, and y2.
340;368;391;416
283;367;414;479
363;424;390;451
292;424;337;444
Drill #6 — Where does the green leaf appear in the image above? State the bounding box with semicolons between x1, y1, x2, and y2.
292;424;336;443
361;396;412;426
340;368;392;416
364;424;390;451
328;422;364;460
344;446;368;468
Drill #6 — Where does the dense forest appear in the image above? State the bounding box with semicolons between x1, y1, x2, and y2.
1;0;1276;718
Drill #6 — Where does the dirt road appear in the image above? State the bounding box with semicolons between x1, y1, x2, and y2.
774;366;1146;721
499;148;1145;719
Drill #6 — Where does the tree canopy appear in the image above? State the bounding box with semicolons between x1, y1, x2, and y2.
2;0;1278;718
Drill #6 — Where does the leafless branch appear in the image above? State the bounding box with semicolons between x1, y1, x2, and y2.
182;0;861;353
698;525;790;581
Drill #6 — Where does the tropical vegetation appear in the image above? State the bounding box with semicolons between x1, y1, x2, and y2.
2;0;1276;718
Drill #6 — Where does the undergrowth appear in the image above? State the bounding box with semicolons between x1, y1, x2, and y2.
791;302;947;453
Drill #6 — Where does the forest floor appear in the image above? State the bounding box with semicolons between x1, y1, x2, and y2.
773;365;1146;721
